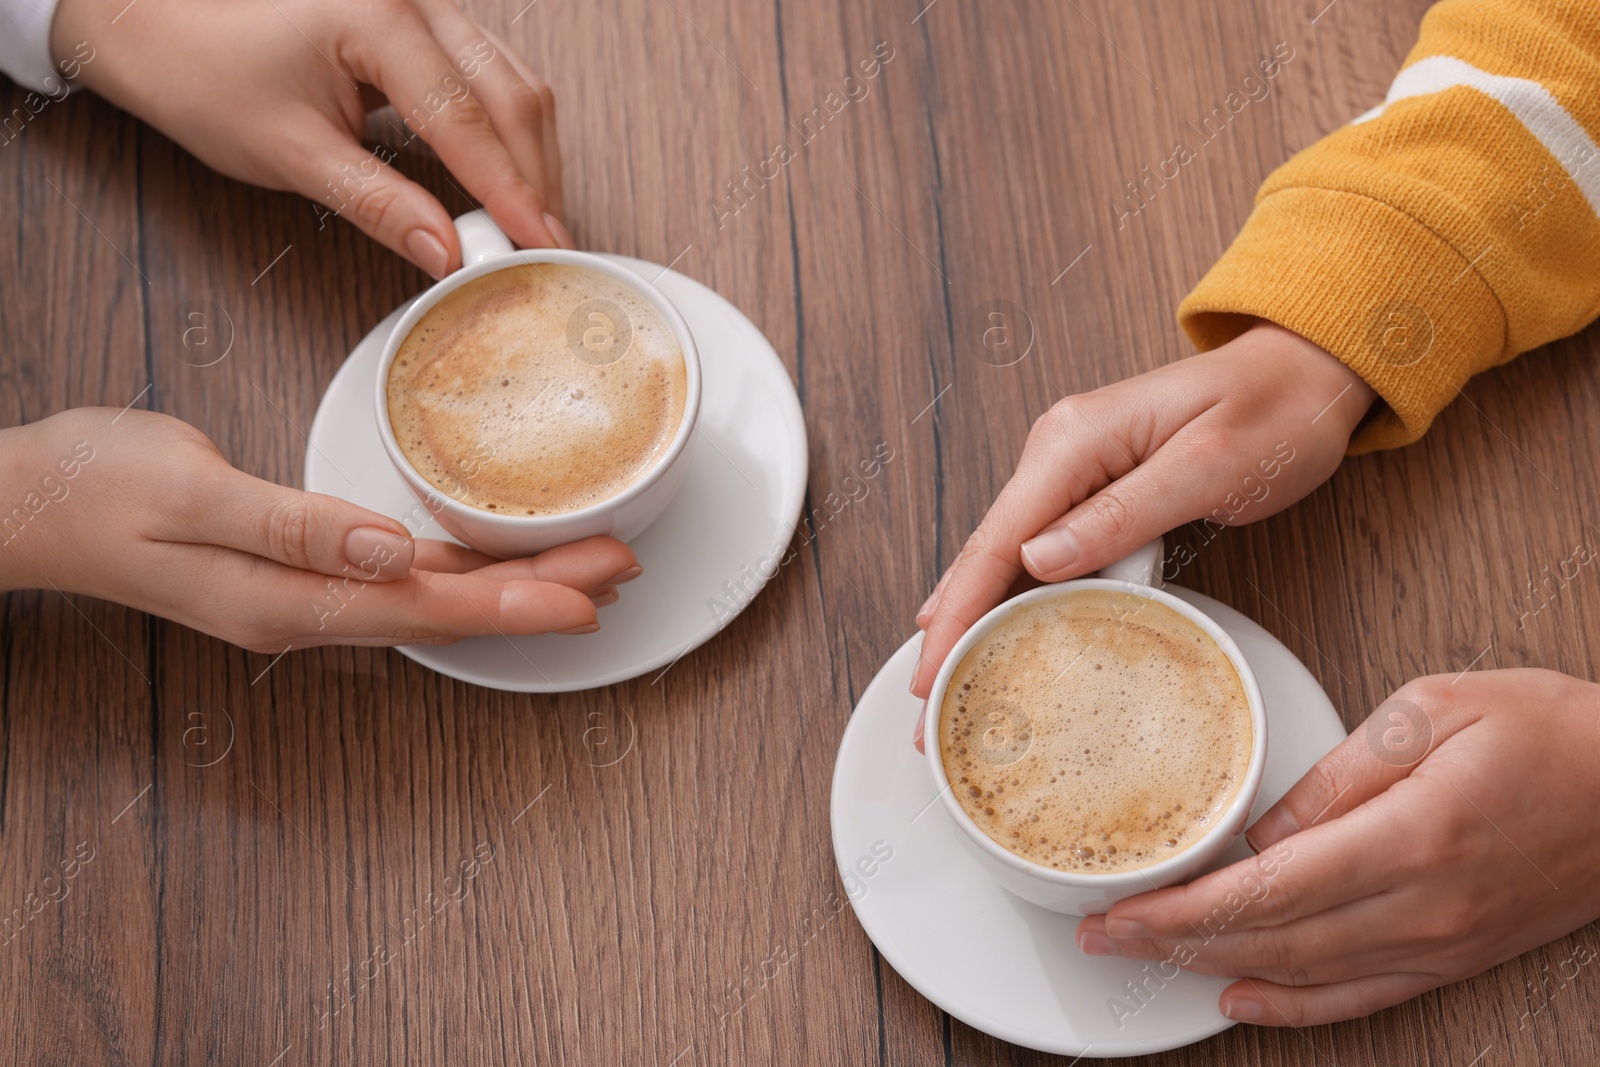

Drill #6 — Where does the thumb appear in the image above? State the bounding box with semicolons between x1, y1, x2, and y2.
287;117;460;279
1018;449;1224;582
1246;685;1468;851
178;465;417;581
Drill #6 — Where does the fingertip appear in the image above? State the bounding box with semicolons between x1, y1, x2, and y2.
1019;528;1080;581
483;191;560;250
498;580;595;632
404;229;451;280
565;537;638;588
1077;930;1121;957
1221;993;1266;1023
1103;915;1151;939
557;622;601;635
287;125;459;278
910;624;952;698
545;212;576;250
344;525;415;582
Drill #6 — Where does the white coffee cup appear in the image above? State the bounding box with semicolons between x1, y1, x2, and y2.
373;211;702;559
922;538;1268;916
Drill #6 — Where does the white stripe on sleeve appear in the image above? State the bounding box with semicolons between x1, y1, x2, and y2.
1348;55;1600;217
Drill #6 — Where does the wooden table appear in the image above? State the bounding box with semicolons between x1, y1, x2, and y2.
4;0;1597;1063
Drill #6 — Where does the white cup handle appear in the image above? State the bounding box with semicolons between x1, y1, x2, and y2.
1095;536;1164;589
454;209;514;268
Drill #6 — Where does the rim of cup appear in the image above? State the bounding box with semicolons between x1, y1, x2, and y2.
922;578;1269;888
373;248;703;531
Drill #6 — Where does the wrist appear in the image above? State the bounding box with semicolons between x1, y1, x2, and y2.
1240;319;1377;442
0;415;97;593
0;421;48;591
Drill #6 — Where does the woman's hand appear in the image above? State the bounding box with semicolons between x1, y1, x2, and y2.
51;0;569;276
1075;669;1600;1026
911;323;1376;717
0;408;639;651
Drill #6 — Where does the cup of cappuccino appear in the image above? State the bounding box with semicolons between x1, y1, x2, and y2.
922;539;1268;916
374;211;701;559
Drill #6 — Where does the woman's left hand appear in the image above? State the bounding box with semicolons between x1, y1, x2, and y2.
1076;668;1600;1025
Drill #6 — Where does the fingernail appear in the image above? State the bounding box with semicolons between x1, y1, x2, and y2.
1020;526;1080;576
545;212;576;250
591;587;619;607
344;526;413;580
1078;931;1122;957
1104;917;1150;939
912;702;927;750
605;564;643;585
1222;997;1264;1022
405;229;450;279
1246;807;1300;851
558;622;600;635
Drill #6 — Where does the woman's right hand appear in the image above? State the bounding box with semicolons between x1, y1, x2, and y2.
911;322;1377;722
0;408;639;651
52;0;571;276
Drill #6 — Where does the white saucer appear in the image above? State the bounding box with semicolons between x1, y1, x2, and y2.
304;255;808;692
829;588;1347;1058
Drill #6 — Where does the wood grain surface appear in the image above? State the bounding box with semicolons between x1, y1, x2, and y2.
3;0;1597;1063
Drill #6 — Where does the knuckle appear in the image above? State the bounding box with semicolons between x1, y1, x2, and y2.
1274;963;1315;988
151;410;215;447
345;180;405;238
1247;928;1309;985
1393;673;1452;710
441;88;492;133
1083;489;1137;543
1032;397;1081;439
1405;806;1458;871
169;466;220;529
1302;756;1347;820
504;80;544;123
1411;792;1482;871
1253;932;1295;977
960;523;1012;571
264;496;315;571
1420;898;1477;944
1205;426;1241;457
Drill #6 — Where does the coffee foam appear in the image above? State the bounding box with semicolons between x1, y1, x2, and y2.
387;263;688;516
938;589;1252;874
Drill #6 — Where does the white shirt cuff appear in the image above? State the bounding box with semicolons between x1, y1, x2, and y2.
0;0;64;94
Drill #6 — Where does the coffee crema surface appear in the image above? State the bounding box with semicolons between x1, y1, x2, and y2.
938;589;1252;874
387;263;688;516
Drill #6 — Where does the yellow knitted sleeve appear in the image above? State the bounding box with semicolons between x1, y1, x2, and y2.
1177;0;1600;452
